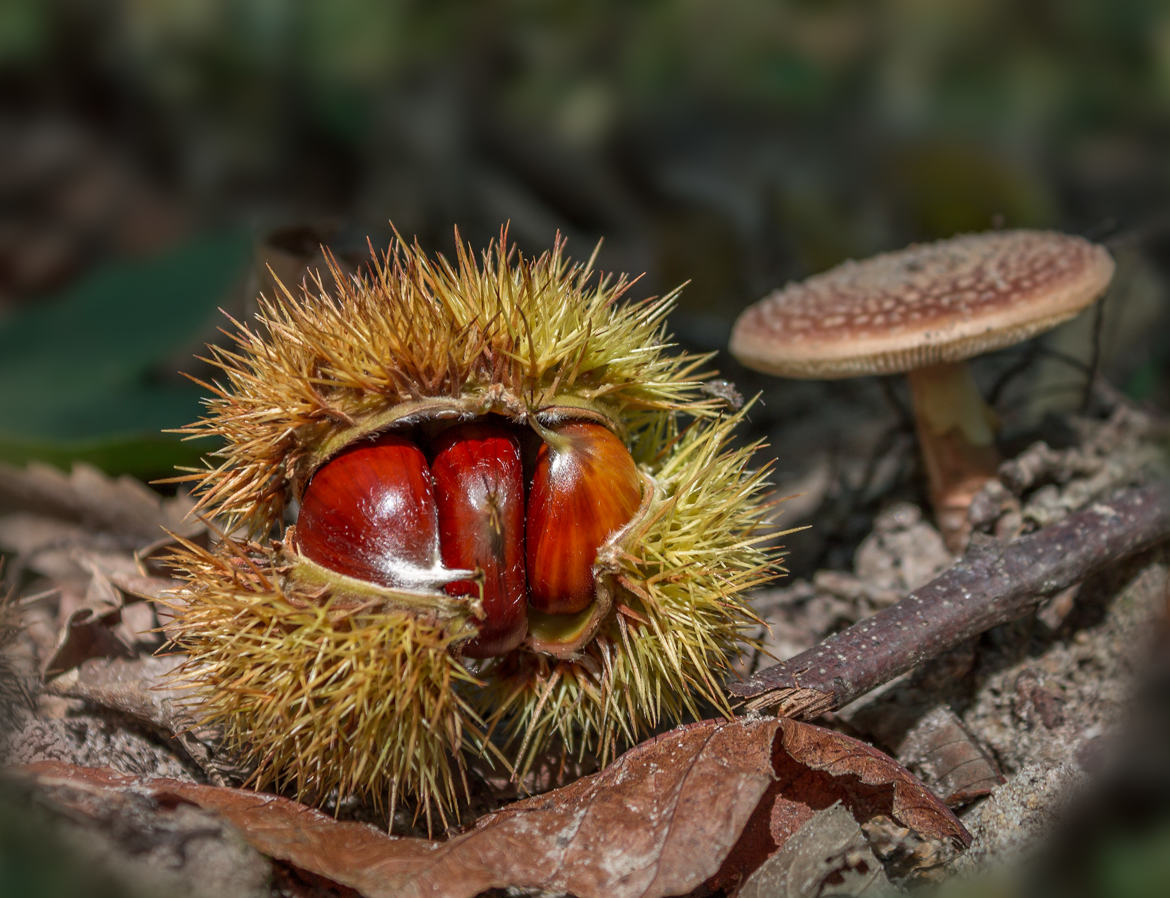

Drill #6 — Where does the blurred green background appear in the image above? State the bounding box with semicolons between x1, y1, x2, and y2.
3;7;1170;892
1;0;1168;478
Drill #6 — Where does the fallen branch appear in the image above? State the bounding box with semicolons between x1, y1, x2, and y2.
731;477;1170;716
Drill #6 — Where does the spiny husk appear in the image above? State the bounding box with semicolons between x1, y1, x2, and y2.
164;229;784;826
163;535;481;831
178;228;718;534
478;408;780;773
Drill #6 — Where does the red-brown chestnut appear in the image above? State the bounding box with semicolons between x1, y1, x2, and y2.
295;434;444;591
432;421;528;658
527;421;642;614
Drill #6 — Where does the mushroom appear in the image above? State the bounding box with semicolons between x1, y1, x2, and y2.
730;229;1115;551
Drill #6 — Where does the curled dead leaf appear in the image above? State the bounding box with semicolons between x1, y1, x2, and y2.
42;568;132;677
42;557;170;677
713;718;970;892
775;717;972;848
738;804;890;898
22;717;967;898
0;462;193;679
897;706;1004;807
0;461;198;546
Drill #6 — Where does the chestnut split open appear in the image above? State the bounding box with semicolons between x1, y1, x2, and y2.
163;229;780;828
294;417;641;659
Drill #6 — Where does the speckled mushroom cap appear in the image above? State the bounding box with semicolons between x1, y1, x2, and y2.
730;230;1115;378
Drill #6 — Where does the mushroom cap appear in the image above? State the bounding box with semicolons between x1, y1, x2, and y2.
730;230;1115;378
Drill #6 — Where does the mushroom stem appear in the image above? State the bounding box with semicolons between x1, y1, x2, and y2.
905;361;1000;552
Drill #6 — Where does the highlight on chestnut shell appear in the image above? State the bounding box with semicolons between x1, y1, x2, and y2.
294;433;445;592
163;227;785;829
526;421;643;615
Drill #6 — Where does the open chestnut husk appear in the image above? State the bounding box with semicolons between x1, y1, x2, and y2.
164;229;782;829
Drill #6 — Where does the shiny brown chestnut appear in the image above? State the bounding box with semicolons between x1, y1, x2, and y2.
295;433;443;590
526;421;642;614
431;421;527;658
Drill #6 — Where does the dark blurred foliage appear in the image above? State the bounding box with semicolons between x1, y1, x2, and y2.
0;0;1168;469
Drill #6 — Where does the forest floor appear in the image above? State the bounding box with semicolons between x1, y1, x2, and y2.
1;385;1167;898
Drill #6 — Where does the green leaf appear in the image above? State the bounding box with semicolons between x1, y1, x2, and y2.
0;230;249;476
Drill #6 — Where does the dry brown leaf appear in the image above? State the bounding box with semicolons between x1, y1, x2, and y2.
42;568;133;676
22;720;777;898
40;555;169;676
22;717;968;898
739;804;890;898
898;707;1003;807
714;718;970;891
0;463;190;679
0;461;197;544
775;717;972;848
